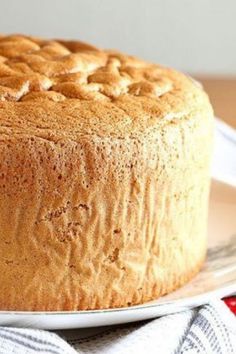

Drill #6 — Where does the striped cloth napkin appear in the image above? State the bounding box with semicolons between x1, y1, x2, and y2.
0;300;235;353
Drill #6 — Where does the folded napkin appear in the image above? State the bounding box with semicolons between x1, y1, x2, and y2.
0;300;235;354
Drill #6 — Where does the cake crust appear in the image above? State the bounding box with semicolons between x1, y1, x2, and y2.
0;35;213;310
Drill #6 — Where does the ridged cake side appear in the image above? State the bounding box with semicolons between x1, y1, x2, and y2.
0;112;212;310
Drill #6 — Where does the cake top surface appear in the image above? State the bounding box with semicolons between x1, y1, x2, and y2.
0;34;212;139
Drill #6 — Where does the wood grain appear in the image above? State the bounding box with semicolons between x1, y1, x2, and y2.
195;77;236;128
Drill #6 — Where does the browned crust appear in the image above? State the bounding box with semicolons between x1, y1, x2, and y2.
0;34;212;139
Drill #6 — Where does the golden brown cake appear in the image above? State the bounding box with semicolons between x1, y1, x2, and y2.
0;34;213;311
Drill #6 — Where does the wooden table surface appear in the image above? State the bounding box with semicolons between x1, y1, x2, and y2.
195;77;236;128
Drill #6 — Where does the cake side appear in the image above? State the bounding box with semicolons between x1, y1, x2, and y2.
0;110;213;310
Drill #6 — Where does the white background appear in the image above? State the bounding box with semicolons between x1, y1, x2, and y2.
1;0;236;75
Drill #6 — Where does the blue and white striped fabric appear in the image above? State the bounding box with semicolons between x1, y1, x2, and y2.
0;326;75;353
0;301;235;353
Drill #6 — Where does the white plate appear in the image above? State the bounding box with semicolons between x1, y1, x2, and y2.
0;179;235;330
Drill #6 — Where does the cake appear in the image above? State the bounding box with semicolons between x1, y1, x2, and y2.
0;34;213;311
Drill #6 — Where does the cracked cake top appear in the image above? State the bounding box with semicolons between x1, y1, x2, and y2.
0;34;212;139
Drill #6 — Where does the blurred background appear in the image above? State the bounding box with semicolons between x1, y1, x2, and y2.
1;0;235;127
